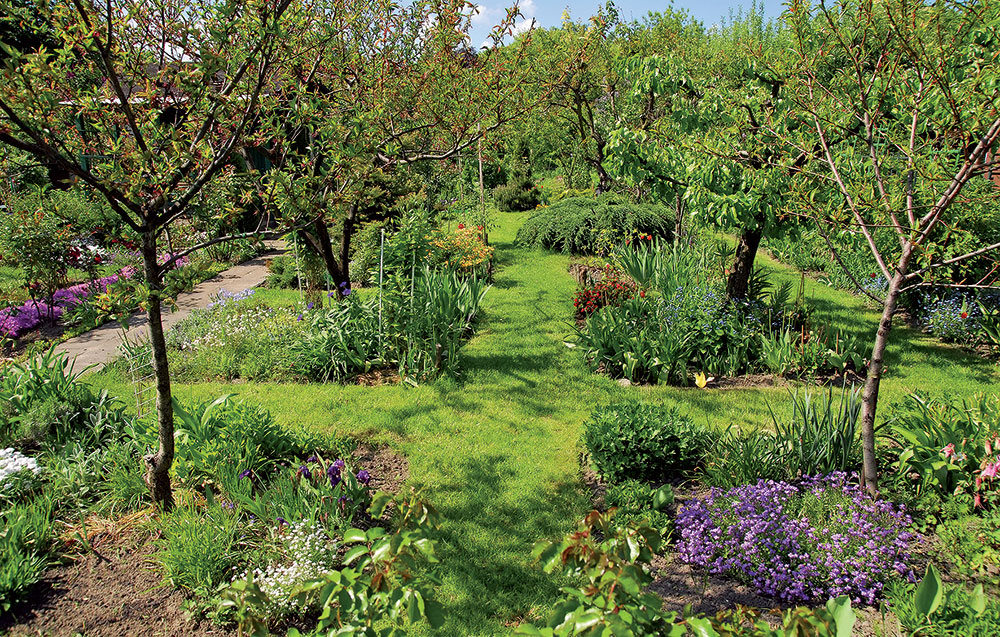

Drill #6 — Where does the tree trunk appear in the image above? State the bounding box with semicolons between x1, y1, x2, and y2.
140;230;175;511
302;218;348;290
726;225;763;299
339;204;357;285
674;194;685;244
858;247;913;495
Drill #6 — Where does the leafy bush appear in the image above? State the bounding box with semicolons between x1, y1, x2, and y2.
494;172;542;212
153;395;310;489
583;402;715;482
292;294;384;382
0;187;75;308
677;472;916;605
604;480;673;533
265;254;302;289
889;393;1000;511
516;194;673;255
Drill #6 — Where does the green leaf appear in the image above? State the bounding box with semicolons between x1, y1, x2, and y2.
652;484;674;511
825;596;855;637
342;545;368;566
914;563;943;619
343;529;367;544
686;616;721;637
971;584;986;616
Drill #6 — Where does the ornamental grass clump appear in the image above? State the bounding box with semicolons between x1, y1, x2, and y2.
676;472;916;605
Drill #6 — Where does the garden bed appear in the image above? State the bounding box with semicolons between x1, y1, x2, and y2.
0;532;225;637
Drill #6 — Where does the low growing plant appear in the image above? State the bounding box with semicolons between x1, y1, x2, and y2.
584;402;715;483
676;473;916;605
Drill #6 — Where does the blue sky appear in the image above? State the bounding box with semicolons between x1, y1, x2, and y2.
468;1;786;46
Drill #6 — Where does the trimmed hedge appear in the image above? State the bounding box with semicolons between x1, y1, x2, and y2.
515;194;673;255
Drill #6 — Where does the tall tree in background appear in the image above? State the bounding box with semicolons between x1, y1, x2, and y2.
0;0;300;508
270;0;537;288
786;0;1000;493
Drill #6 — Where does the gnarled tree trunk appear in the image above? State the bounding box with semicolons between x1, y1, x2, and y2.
726;224;763;300
140;230;175;511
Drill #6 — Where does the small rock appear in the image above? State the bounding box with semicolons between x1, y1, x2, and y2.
616;378;632;387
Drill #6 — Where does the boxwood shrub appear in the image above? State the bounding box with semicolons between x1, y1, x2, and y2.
515;194;673;255
583;401;715;483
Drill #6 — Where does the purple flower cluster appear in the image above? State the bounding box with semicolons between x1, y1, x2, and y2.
207;288;255;309
0;274;123;338
0;253;190;339
676;472;916;605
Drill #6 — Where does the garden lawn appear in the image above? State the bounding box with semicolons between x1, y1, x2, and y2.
85;214;1000;635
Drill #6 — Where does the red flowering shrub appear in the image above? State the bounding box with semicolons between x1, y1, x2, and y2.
572;266;638;318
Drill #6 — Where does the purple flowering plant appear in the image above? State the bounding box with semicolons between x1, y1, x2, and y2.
291;454;374;527
676;472;916;605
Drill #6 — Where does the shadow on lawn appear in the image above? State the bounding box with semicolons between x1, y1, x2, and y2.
430;453;585;633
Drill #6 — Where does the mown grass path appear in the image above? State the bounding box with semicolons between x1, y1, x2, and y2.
89;212;999;635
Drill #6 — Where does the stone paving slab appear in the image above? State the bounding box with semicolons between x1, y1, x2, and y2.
56;242;285;373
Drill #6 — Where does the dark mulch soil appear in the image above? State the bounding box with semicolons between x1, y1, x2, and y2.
0;539;227;637
352;443;409;497
355;368;401;387
1;321;66;359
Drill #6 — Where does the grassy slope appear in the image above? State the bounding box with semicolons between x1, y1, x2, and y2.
86;213;999;635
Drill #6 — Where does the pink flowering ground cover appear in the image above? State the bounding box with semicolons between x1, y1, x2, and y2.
0;254;188;339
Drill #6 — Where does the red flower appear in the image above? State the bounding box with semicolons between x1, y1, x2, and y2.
870;273;877;278
458;223;465;229
640;290;646;298
94;255;102;264
961;312;969;319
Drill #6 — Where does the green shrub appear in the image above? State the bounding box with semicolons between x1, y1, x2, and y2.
701;428;786;488
516;194;673;255
583;402;715;483
886;564;1000;636
604;480;673;534
494;173;542;212
265;254;302;289
889;393;1000;511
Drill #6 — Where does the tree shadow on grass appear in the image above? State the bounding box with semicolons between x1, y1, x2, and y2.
428;453;587;634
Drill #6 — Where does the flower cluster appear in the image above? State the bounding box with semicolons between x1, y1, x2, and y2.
241;521;336;617
676;473;916;605
923;293;979;343
0;448;42;499
0;448;40;483
573;265;637;317
207;288;255;309
0;274;123;338
430;227;494;272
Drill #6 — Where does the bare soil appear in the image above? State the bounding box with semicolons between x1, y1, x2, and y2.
0;539;226;637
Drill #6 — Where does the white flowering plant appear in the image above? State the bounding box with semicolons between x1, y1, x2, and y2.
0;448;42;502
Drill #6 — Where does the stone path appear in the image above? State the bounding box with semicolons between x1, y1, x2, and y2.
56;242;284;373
